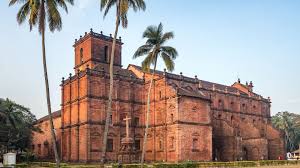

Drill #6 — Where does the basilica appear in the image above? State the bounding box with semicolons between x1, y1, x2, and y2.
31;29;285;163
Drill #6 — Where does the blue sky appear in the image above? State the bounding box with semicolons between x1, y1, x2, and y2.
0;0;299;118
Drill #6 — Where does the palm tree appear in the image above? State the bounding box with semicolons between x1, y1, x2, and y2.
100;0;146;163
0;98;24;129
0;98;39;153
9;0;74;167
133;23;178;166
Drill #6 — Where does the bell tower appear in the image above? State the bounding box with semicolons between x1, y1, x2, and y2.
73;29;123;71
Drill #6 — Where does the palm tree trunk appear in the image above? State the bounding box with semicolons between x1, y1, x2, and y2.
41;29;60;168
141;58;157;168
101;13;120;164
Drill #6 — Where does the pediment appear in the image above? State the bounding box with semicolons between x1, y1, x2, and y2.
90;131;101;137
169;105;175;109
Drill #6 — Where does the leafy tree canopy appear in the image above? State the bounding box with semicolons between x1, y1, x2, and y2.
0;98;39;154
272;111;300;152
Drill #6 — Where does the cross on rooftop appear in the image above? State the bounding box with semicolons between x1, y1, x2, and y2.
123;116;131;138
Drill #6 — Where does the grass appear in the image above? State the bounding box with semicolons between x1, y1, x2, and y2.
9;160;300;168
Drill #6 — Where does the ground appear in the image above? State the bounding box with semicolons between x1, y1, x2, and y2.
29;165;300;168
249;166;300;168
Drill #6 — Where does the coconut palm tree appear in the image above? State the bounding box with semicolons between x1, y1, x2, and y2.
9;0;74;167
133;23;178;166
100;0;146;163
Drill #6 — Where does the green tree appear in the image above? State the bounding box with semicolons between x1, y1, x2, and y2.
133;23;178;166
100;0;146;163
0;98;39;154
272;111;300;152
9;0;74;167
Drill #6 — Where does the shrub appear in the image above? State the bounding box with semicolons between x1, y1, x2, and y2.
17;152;36;163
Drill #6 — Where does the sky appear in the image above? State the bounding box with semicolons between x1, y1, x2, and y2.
0;0;300;118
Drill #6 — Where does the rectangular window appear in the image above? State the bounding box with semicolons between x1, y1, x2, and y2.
170;137;175;150
135;140;140;150
107;139;113;152
133;117;139;126
104;46;108;62
159;139;164;150
38;144;41;154
109;114;113;125
192;138;198;150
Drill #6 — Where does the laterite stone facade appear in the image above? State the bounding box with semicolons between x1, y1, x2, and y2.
32;29;285;163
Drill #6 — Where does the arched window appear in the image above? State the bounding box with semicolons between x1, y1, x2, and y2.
230;102;234;110
218;99;223;109
109;114;113;125
104;46;108;62
192;138;198;150
170;114;174;123
242;103;247;112
80;48;84;64
159;138;164;150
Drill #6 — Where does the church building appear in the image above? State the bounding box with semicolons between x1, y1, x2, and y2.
31;29;285;163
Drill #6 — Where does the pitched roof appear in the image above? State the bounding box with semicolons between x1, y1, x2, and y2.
176;87;210;101
36;110;61;123
128;64;266;100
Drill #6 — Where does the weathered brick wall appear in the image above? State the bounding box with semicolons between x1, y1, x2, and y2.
31;113;61;160
242;138;268;160
266;123;285;160
177;97;212;161
32;31;284;163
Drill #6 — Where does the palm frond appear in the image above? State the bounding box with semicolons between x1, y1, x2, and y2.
8;0;19;6
143;25;157;38
100;0;110;11
161;31;174;44
141;52;154;72
161;46;178;59
11;0;73;33
46;0;62;32
134;0;146;11
28;0;40;31
133;44;153;59
161;52;175;72
16;1;30;25
156;22;163;43
55;0;69;13
134;23;178;73
121;13;128;28
102;0;117;17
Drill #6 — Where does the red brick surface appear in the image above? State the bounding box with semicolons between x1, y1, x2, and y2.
32;30;285;163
